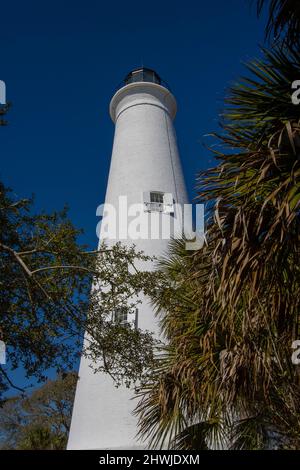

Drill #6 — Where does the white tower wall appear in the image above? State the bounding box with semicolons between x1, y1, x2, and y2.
67;78;188;450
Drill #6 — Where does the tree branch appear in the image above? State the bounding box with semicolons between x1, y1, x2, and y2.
31;265;97;275
0;242;33;277
0;366;26;395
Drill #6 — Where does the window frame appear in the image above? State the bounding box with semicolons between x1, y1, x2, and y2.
113;307;138;329
150;191;164;204
143;191;174;214
113;307;128;325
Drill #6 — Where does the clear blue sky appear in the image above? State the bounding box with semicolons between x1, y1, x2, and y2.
1;0;267;391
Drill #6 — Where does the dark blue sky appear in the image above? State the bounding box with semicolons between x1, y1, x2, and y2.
1;0;267;391
1;0;267;249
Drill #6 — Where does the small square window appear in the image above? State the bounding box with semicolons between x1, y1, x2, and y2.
143;191;174;213
150;192;164;204
113;308;138;328
114;308;128;325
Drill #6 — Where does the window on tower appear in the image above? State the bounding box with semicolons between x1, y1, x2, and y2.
143;191;174;213
150;191;164;205
113;307;138;329
113;307;128;325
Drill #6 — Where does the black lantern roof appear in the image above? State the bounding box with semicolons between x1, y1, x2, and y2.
118;67;170;90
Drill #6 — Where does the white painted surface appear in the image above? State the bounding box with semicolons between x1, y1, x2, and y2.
67;80;188;450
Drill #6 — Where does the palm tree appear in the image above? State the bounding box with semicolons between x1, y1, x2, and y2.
256;0;300;47
135;42;300;449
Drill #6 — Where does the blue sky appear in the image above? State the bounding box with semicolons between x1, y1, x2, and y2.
1;0;267;391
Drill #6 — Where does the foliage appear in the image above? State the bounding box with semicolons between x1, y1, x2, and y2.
17;425;66;450
256;0;300;47
83;243;162;388
0;178;161;395
0;372;77;450
0;104;10;126
0;182;92;395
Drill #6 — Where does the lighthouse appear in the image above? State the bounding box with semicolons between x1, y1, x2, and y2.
67;68;189;449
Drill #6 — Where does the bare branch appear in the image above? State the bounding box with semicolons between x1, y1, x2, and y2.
0;366;26;395
0;242;33;277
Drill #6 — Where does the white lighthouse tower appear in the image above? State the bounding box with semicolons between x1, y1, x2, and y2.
67;68;189;450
